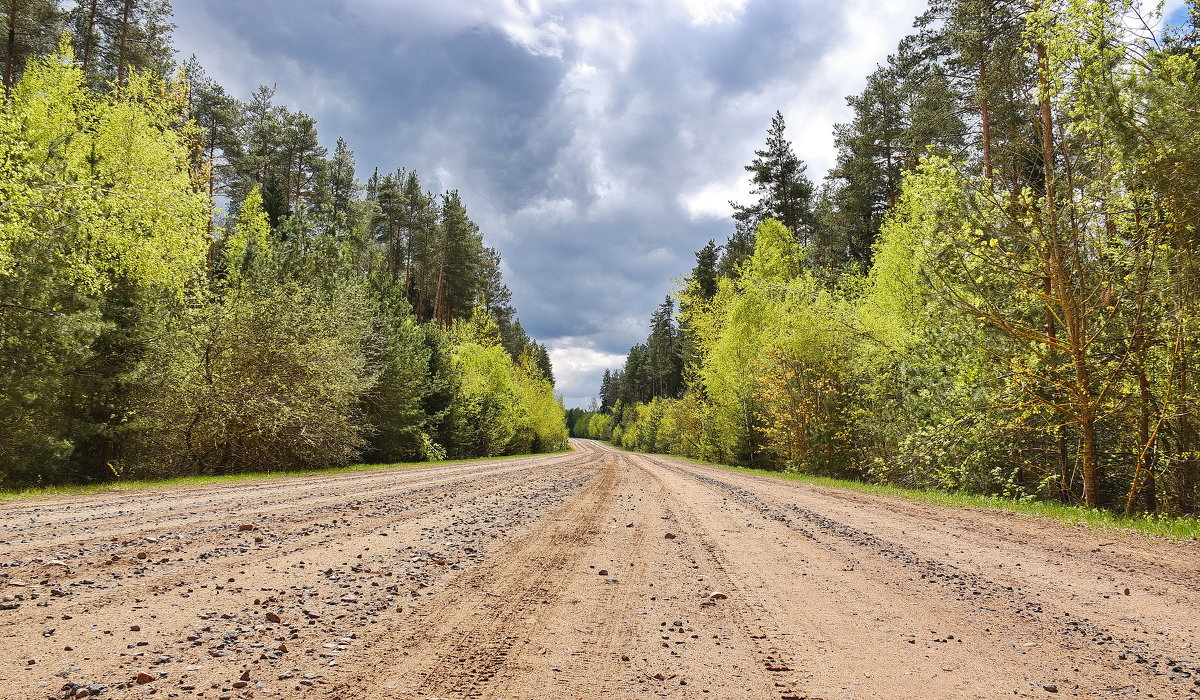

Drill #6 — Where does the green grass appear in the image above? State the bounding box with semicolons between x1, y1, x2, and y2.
597;440;1200;541
0;449;570;503
705;461;1200;541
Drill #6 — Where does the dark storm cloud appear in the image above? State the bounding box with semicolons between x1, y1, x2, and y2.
170;0;930;407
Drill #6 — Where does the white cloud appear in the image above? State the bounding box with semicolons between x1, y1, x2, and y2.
680;178;747;221
547;338;628;408
680;0;750;26
171;0;934;402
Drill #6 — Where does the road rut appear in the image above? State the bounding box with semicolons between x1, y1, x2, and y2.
1;439;1197;698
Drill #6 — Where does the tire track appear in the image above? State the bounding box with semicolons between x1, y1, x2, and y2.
622;451;811;699
338;452;620;698
646;451;1200;697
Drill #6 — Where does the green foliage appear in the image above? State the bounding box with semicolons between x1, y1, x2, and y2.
0;37;565;488
0;43;207;487
442;337;567;459
129;276;376;477
361;282;438;463
222;185;271;282
601;1;1200;521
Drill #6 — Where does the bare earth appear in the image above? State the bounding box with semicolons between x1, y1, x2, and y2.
2;440;1198;700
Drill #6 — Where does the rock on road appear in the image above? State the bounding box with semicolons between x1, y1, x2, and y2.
1;439;1198;699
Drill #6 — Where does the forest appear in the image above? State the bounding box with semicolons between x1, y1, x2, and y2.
572;0;1200;516
0;1;567;488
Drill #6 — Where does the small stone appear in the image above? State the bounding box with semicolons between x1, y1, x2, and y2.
135;672;155;684
238;524;255;532
265;612;281;623
707;591;728;600
664;533;676;540
240;669;251;682
1043;684;1058;693
130;625;141;632
597;570;609;576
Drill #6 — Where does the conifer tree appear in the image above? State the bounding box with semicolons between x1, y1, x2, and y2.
729;111;815;246
1;0;60;94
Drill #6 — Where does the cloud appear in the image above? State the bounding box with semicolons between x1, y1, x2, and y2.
171;0;930;407
547;338;629;409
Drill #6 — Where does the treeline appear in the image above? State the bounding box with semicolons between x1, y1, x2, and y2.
0;2;566;488
575;0;1200;516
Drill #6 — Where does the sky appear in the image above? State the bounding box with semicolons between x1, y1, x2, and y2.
169;0;1187;409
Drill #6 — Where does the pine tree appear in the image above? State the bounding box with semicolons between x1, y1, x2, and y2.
184;58;244;247
430;190;483;325
68;0;174;89
1;0;61;94
730;111;815;246
690;240;720;301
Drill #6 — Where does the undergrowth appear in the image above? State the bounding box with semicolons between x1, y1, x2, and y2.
0;450;569;502
711;461;1200;541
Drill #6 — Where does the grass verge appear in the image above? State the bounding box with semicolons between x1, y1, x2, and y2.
713;462;1200;541
617;445;1200;541
0;449;571;503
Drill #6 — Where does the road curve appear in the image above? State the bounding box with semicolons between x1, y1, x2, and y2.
1;440;1197;699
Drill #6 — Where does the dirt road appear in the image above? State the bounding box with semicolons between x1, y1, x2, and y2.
1;440;1197;699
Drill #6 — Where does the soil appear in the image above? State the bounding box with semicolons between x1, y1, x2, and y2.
1;439;1197;699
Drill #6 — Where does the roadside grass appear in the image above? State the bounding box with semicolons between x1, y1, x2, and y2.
613;444;1200;541
0;449;571;503
712;462;1200;541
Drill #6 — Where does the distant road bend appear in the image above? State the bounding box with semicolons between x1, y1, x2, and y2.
1;439;1198;699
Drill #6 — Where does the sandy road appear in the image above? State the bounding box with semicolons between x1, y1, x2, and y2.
1;440;1198;699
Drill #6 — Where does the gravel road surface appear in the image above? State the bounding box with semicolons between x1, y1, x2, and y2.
2;439;1197;699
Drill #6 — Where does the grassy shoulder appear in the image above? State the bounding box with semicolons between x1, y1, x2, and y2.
0;449;572;503
617;443;1200;541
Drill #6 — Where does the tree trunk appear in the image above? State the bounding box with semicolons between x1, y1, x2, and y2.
1124;354;1158;515
1078;385;1099;508
432;251;447;326
388;223;399;283
116;0;132;88
1035;6;1074;503
1179;348;1195;512
3;0;17;94
80;0;98;77
980;55;994;183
